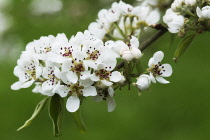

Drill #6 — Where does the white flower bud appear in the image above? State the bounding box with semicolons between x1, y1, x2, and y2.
131;48;143;59
136;74;151;91
122;51;134;62
185;0;196;6
196;6;210;19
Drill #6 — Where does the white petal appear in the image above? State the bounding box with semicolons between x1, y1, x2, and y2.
72;50;87;62
80;71;91;80
83;86;97;97
131;48;142;59
150;72;156;83
52;85;68;97
148;58;154;67
54;67;61;78
153;51;164;64
62;60;72;72
32;83;42;93
130;36;139;48
161;64;173;77
66;71;78;84
66;96;80;112
101;80;113;86
108;87;114;97
92;95;104;102
79;79;94;87
42;80;55;91
107;96;116;112
41;90;55;96
196;7;202;18
146;10;160;25
11;81;24;90
36;66;42;79
90;73;100;81
110;71;122;82
156;76;170;84
21;80;35;88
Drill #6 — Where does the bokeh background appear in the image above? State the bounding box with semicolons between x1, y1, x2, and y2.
1;0;210;140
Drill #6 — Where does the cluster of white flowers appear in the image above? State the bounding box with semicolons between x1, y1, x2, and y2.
88;1;160;40
11;1;174;114
11;28;155;112
163;0;210;34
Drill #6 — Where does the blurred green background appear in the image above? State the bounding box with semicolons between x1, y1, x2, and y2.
1;0;210;140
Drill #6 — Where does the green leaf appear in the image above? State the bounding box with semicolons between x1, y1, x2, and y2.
49;94;64;137
70;108;87;134
174;34;196;62
17;97;49;131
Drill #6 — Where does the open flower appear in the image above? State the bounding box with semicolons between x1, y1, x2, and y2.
11;51;42;90
93;87;116;112
147;51;172;84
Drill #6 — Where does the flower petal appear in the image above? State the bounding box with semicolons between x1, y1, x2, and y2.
92;95;104;102
108;87;114;97
156;76;170;84
21;80;35;88
110;71;122;82
11;81;24;90
150;72;156;83
83;86;97;97
66;95;80;112
107;96;116;112
130;36;139;48
153;51;164;64
66;71;78;84
161;64;173;77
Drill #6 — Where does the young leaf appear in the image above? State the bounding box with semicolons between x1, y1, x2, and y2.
17;97;49;131
70;108;87;134
174;34;196;62
49;94;64;137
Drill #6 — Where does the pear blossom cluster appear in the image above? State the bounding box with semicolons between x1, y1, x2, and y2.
163;0;210;35
13;27;168;112
88;1;160;40
11;1;174;115
11;30;126;112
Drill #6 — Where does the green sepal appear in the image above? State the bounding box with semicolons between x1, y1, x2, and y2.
17;97;49;131
174;34;196;62
70;108;87;134
49;94;64;137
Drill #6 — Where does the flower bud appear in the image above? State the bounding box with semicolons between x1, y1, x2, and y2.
185;0;196;6
196;6;210;19
136;74;151;91
131;48;143;59
122;51;134;62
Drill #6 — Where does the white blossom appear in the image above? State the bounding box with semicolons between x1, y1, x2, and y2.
147;51;172;84
11;51;42;90
88;1;160;39
196;6;210;19
163;8;185;33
